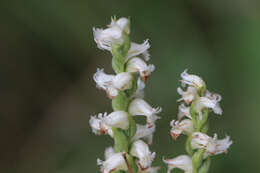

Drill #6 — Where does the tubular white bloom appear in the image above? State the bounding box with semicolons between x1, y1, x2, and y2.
191;132;232;158
130;140;156;170
180;69;205;89
103;111;129;130
170;119;193;140
94;69;134;98
138;166;160;173
163;155;193;173
193;96;222;119
97;152;128;173
177;103;192;120
132;78;146;99
177;86;198;104
93;17;130;51
126;57;155;82
132;124;156;145
89;113;113;136
112;72;133;91
127;40;151;61
128;98;161;127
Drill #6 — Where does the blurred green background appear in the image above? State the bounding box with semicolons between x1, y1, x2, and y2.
1;0;260;173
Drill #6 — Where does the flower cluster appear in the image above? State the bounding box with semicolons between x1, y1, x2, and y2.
164;70;232;173
90;17;161;173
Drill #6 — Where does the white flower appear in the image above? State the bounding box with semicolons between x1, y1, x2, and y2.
93;17;130;51
97;152;128;173
127;40;150;61
89;113;113;136
163;155;193;173
128;98;161;127
191;132;232;158
130;140;156;170
177;86;198;104
126;57;155;82
177;103;192;120
93;69;133;98
180;69;205;89
112;72;133;91
205;90;223;115
170;119;193;140
138;166;160;173
132;124;156;145
132;78;146;99
103;111;129;130
193;96;222;119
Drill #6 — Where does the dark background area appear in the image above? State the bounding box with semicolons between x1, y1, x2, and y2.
0;0;259;172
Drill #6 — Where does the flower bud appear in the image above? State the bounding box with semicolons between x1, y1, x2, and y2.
163;155;193;173
130;140;156;170
103;111;129;130
170;119;193;140
128;98;161;127
126;57;155;81
97;152;128;173
113;72;133;91
180;69;205;90
110;17;130;34
127;40;150;61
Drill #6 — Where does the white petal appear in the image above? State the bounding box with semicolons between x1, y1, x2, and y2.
127;40;150;61
132;124;155;144
163;155;193;173
177;104;191;120
180;69;205;89
103;111;129;130
112;72;133;91
170;119;193;140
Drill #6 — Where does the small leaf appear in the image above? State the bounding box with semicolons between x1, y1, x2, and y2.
112;91;129;111
113;127;129;152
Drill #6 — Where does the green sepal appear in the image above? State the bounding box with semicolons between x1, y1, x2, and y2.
125;75;138;97
112;91;129;111
198;158;211;173
112;127;129;152
199;85;206;97
192;149;205;172
111;34;130;74
126;113;137;138
185;135;194;155
126;154;138;173
197;109;209;131
190;102;199;130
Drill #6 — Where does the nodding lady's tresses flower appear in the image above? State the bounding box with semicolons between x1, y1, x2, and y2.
163;155;193;173
93;17;130;51
126;57;155;82
180;69;205;90
127;40;151;62
93;69;133;98
193;95;222;119
130;140;156;170
89;111;129;136
97;152;128;173
132;124;156;145
177;103;192;120
177;86;198;104
128;98;161;127
191;132;232;158
170;119;193;140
